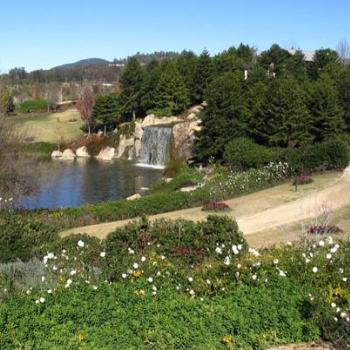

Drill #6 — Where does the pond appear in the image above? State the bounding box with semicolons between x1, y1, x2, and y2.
19;159;163;210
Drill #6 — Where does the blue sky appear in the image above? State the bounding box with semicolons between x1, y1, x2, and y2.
0;0;349;72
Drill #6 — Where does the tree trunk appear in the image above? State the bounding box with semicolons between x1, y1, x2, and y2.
132;110;136;121
88;124;91;137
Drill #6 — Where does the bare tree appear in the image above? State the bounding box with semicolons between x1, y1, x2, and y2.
0;118;40;204
76;86;95;136
337;39;350;65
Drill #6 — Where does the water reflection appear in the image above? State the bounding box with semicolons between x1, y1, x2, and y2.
20;159;162;210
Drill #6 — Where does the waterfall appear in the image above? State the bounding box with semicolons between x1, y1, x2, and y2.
137;125;172;168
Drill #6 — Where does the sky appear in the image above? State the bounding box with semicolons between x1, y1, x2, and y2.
0;0;349;72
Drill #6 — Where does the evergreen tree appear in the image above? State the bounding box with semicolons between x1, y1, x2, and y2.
92;94;122;130
309;49;340;80
258;44;292;76
154;62;189;115
175;51;198;104
264;77;313;147
194;72;248;162
338;68;350;131
140;60;162;113
213;47;244;75
193;49;214;104
308;74;345;141
0;89;15;116
120;58;143;120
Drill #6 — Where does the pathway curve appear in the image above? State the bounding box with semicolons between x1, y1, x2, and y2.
61;167;350;240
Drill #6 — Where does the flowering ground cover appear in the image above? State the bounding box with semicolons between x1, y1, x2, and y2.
0;216;349;349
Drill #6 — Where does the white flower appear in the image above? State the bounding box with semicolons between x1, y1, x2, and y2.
47;289;52;294
92;285;98;290
343;277;348;282
206;279;211;284
35;299;40;304
161;255;166;260
248;248;260;257
319;240;325;247
312;267;318;273
47;252;54;259
77;240;85;248
188;277;193;282
100;251;106;258
326;253;332;260
66;278;72;285
39;297;45;303
147;277;153;283
215;247;222;255
189;289;195;296
141;256;146;262
41;276;45;282
252;274;257;280
128;248;135;255
341;312;347;318
133;263;139;269
279;270;286;277
237;244;242;251
26;290;31;295
326;236;333;244
70;270;76;276
339;268;344;274
122;273;127;279
232;245;239;255
152;285;157;291
331;302;337;308
152;291;157;296
237;264;241;269
273;259;279;265
224;256;231;266
52;265;58;271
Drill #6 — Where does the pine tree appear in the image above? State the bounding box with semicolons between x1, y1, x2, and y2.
194;72;248;162
154;62;189;115
338;68;350;132
193;49;214;103
92;94;121;130
120;58;143;120
309;74;345;141
264;77;313;147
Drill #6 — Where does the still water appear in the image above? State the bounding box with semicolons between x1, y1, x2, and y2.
20;159;162;210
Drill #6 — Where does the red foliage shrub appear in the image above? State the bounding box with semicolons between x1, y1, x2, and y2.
307;225;343;235
202;201;230;212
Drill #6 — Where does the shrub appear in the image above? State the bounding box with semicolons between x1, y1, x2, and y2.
0;213;58;263
307;225;343;235
18;99;48;113
292;175;314;185
202;201;230;211
163;159;185;178
224;137;280;169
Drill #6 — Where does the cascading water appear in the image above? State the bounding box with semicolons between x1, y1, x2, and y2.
137;125;172;168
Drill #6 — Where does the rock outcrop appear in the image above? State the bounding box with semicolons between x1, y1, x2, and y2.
116;136;135;158
96;147;115;161
61;149;75;160
126;193;141;201
76;146;90;158
51;150;63;158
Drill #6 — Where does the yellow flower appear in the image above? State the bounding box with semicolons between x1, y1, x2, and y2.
133;270;142;278
134;289;145;297
77;334;85;342
222;335;233;344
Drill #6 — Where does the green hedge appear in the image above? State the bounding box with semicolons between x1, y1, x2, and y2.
224;138;349;173
18;99;48;113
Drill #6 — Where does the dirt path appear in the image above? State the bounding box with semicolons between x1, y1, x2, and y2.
61;168;350;241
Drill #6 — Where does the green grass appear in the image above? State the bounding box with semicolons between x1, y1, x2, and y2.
9;109;83;144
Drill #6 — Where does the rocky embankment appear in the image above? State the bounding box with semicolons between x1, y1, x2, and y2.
51;104;205;161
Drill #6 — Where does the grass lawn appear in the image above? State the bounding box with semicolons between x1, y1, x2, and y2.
9;109;83;144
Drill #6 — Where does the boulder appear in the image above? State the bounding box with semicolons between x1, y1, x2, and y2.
76;146;90;158
51;150;63;158
134;139;142;158
61;149;75;160
96;147;115;161
186;112;197;120
188;105;203;114
126;193;141;201
116;135;135;158
142;114;179;128
179;185;198;193
134;121;143;140
172;122;196;161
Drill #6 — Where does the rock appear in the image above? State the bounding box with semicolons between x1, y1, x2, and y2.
179;185;197;192
96;147;115;161
76;146;90;158
61;149;75;160
172;121;196;161
164;178;173;183
186;112;197;120
201;101;208;107
134;139;142;158
116;135;135;158
51;150;63;158
134;122;143;140
126;193;141;201
188;105;203;114
142;114;179;128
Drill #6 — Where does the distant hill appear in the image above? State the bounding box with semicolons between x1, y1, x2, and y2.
53;58;111;70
